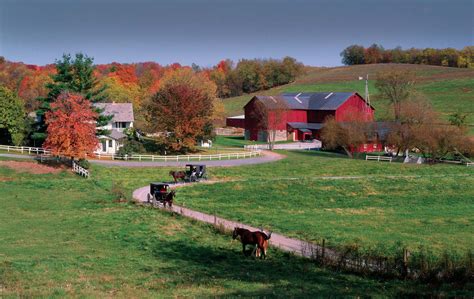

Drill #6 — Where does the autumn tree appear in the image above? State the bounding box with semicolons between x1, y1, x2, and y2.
320;116;368;158
0;86;26;145
144;68;218;153
43;92;98;159
375;69;416;120
36;53;110;143
386;98;437;156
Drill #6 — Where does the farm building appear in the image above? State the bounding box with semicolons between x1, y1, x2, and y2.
94;103;134;154
226;114;245;128
244;92;383;152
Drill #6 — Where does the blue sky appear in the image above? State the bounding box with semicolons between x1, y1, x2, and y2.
0;0;473;67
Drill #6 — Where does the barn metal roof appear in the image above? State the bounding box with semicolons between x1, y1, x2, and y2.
249;92;373;111
287;122;324;130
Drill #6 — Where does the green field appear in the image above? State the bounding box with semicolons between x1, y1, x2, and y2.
222;64;474;131
176;151;474;260
1;157;473;296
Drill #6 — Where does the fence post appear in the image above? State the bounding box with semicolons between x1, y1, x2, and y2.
321;238;326;264
403;248;410;279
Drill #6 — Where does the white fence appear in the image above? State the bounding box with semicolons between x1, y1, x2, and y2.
0;144;261;162
94;151;261;161
365;155;393;162
244;140;322;151
72;161;89;178
0;145;51;155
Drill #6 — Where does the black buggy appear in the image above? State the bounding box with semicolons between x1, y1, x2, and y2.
185;164;207;182
147;182;174;207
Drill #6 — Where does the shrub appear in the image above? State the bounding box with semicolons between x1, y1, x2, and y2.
76;158;90;169
117;139;146;157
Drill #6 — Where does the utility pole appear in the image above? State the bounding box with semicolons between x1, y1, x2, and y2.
365;74;370;108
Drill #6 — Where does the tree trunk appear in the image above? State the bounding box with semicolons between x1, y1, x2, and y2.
342;146;353;158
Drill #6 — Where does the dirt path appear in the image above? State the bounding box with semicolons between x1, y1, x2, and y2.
133;183;332;260
0;150;284;168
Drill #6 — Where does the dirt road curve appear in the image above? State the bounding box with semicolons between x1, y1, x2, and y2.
133;184;332;259
0;151;284;168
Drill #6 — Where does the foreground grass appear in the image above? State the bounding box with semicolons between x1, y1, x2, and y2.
3;160;467;296
175;151;474;259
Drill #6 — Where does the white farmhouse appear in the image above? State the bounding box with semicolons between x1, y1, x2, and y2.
94;103;134;154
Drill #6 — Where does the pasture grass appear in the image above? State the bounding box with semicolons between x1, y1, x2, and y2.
175;151;474;259
2;159;464;296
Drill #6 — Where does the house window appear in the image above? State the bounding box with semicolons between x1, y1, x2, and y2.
109;140;113;148
116;122;127;128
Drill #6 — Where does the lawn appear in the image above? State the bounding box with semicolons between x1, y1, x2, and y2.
175;151;474;260
3;158;468;296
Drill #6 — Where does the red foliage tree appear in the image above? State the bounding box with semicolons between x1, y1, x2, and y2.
43;92;98;159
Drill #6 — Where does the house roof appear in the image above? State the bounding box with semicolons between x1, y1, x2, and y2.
246;92;373;111
108;129;127;140
94;103;134;122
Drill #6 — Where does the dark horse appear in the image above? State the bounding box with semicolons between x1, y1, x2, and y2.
232;227;272;259
162;190;175;208
169;171;186;183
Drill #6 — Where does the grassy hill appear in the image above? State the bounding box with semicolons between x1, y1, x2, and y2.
222;64;474;130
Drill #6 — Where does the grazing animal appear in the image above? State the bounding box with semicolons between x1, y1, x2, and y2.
169;171;186;183
232;227;272;259
162;190;175;208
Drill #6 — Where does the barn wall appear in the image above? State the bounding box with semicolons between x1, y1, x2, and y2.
226;118;245;128
287;110;307;123
244;98;264;141
335;94;374;122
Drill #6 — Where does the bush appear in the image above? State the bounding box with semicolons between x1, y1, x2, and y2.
76;158;90;169
111;180;127;202
117;139;146;157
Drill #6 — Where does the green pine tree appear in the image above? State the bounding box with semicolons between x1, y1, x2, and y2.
35;53;111;143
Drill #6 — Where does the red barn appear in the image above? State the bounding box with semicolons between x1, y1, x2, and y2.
244;92;381;152
225;114;245;128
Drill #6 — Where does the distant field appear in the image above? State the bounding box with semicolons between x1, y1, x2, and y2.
177;151;474;260
3;157;465;297
222;64;474;131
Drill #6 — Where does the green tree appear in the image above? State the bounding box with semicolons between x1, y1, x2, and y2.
36;53;110;143
0;86;26;145
340;45;366;65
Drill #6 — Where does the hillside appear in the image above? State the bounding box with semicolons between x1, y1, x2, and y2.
222;64;474;130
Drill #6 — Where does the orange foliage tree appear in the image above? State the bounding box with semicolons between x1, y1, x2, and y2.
43;92;98;159
144;68;217;153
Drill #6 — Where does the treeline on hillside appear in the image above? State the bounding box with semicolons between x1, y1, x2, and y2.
201;57;304;98
340;44;474;68
0;56;304;114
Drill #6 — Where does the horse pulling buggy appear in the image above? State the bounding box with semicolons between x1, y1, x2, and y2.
169;164;208;183
147;182;175;207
